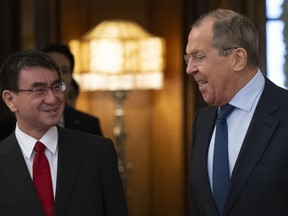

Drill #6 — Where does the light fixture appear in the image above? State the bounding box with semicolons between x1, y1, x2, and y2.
69;20;165;183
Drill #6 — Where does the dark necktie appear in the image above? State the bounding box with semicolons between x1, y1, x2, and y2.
33;141;54;216
213;104;234;215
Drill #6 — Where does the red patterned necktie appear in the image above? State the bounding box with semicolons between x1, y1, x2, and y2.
33;141;54;216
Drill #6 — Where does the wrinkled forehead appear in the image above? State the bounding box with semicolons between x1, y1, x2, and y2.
186;19;214;52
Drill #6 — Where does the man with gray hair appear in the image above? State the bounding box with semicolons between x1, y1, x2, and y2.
186;9;288;216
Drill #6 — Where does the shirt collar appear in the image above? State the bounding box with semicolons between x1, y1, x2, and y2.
15;124;58;159
229;69;265;112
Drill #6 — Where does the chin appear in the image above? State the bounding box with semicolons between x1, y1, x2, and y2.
202;96;211;104
44;118;61;127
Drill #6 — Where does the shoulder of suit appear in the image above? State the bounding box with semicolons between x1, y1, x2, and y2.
57;126;113;151
58;126;104;141
64;106;100;121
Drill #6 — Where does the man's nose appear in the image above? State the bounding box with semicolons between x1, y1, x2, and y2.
186;60;198;75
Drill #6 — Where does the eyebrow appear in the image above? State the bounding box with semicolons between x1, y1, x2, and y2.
30;79;62;88
189;49;206;55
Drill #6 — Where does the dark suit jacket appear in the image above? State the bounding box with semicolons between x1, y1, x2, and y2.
0;112;16;141
0;126;128;216
190;78;288;216
64;106;103;136
0;106;102;141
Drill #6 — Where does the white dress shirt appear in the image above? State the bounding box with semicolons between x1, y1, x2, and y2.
15;125;58;198
208;69;265;189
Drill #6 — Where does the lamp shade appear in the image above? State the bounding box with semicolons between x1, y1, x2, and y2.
69;20;165;91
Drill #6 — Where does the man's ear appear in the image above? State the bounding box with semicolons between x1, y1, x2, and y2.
2;90;17;112
233;48;247;71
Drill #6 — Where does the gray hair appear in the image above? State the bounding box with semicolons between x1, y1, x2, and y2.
192;9;259;67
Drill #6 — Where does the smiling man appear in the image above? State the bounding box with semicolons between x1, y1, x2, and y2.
0;50;128;216
5;66;65;139
0;44;103;142
186;9;288;216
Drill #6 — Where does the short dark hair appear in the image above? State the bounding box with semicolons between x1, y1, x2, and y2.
42;43;75;73
0;49;61;94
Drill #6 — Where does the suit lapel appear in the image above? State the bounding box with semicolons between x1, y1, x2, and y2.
192;106;219;215
225;79;279;214
0;134;45;215
54;127;82;216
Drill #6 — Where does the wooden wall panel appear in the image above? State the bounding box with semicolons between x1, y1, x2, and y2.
0;0;20;64
149;0;185;215
0;0;21;115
